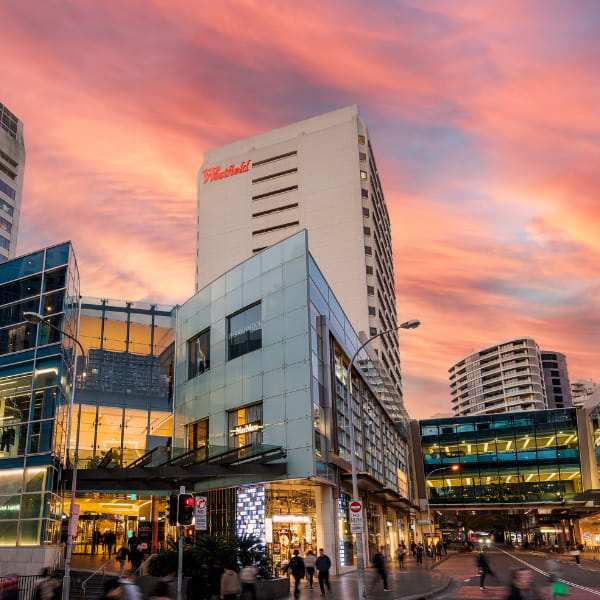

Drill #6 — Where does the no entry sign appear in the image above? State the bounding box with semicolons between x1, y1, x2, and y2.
349;500;363;533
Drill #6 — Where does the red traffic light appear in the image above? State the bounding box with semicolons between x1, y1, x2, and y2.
184;497;194;507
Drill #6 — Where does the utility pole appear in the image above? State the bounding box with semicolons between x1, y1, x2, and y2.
177;485;185;600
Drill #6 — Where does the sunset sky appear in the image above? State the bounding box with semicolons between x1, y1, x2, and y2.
3;0;599;418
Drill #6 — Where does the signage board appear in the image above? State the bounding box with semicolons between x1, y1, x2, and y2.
349;500;363;533
203;160;251;184
195;496;207;531
231;422;263;436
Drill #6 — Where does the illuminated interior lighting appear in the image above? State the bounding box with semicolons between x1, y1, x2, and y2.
523;438;530;449
445;446;450;453
526;474;534;482
100;503;134;508
466;478;471;485
484;443;489;452
545;436;555;447
506;440;512;450
564;434;575;444
467;445;471;454
35;368;58;375
568;472;579;479
547;473;556;481
137;500;152;509
486;477;491;483
506;476;512;482
446;479;451;486
427;481;433;487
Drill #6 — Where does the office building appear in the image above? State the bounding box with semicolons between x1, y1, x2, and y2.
177;231;414;573
196;106;405;420
571;379;600;409
0;242;78;572
541;351;573;409
0;102;25;261
450;338;547;416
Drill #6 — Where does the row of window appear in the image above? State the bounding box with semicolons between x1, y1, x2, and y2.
0;202;13;217
252;185;298;202
0;151;17;169
187;302;262;380
0;163;16;181
0;217;11;234
252;168;297;184
252;203;298;218
0;180;15;201
252;151;297;168
252;220;299;237
0;104;18;139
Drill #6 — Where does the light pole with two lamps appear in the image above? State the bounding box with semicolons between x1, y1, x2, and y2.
345;319;420;600
23;312;85;600
423;465;459;554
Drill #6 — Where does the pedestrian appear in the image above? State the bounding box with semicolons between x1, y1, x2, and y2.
239;563;258;600
107;531;116;557
436;541;443;560
187;565;209;600
128;545;143;575
373;547;390;592
546;559;568;600
208;562;224;600
410;541;416;558
151;581;171;600
120;573;142;600
220;565;240;600
416;543;424;565
100;579;121;600
115;545;130;577
477;548;494;591
316;548;332;596
570;543;583;565
442;541;448;555
91;529;100;555
0;575;18;600
304;550;316;590
397;544;406;568
283;549;305;599
506;568;542;600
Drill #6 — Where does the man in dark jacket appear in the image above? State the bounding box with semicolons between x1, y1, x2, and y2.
373;548;390;592
284;550;305;599
315;549;331;596
477;549;494;590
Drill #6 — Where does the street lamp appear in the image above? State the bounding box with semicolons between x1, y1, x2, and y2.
23;312;85;600
424;465;459;551
344;319;420;600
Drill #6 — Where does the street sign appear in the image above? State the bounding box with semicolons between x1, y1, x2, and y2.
195;496;207;531
349;500;363;533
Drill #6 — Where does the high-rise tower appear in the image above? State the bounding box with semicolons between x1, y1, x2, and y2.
196;106;405;418
0;102;25;261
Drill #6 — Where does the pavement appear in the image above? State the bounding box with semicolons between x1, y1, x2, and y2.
429;546;600;600
287;554;450;600
71;553;123;574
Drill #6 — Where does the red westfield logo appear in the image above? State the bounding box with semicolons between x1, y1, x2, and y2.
203;160;251;183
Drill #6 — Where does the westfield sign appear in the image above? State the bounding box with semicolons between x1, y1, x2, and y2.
203;159;251;184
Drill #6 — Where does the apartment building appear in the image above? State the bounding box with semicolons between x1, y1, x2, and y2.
0;102;25;260
450;338;547;416
196;106;405;419
541;351;573;409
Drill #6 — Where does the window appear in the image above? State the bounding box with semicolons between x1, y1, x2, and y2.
0;151;17;168
369;327;377;336
252;185;298;201
228;403;263;448
364;246;372;256
0;218;11;234
188;329;210;379
252;220;299;236
362;208;369;217
252;203;298;218
252;168;297;184
367;286;375;296
0;202;13;217
252;151;297;168
187;418;209;451
0;180;15;201
360;170;368;180
0;237;9;251
0;163;16;181
228;303;262;360
366;265;373;275
358;135;366;144
363;227;371;236
368;306;376;316
359;152;367;162
361;189;368;198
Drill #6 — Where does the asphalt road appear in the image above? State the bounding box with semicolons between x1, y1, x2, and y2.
432;547;600;599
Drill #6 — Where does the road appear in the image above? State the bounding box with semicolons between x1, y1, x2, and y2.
432;547;600;599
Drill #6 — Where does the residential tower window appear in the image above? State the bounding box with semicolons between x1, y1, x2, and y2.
227;302;262;360
188;328;210;379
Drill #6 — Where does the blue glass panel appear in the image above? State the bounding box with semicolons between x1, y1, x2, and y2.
45;244;70;270
0;252;44;285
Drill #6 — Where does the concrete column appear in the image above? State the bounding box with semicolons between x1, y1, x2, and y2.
151;496;159;553
316;485;336;568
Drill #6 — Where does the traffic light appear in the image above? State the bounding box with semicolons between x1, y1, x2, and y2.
178;493;195;526
168;493;178;525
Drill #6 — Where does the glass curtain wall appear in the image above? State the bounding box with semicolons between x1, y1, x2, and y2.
421;409;582;503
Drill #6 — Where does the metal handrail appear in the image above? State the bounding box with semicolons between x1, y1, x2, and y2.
81;556;114;600
138;553;157;576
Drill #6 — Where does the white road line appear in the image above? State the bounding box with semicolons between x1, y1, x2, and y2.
497;548;600;596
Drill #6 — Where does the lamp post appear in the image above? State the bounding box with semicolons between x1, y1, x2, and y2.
423;465;459;552
344;319;420;600
23;312;85;600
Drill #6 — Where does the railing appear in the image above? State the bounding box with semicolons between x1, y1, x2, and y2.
82;556;114;600
0;576;43;600
139;553;157;576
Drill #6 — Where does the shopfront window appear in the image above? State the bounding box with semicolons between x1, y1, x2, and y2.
187;418;208;451
187;329;210;379
338;492;355;567
227;303;261;360
228;404;263;448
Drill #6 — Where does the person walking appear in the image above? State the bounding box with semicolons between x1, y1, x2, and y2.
284;549;305;599
546;558;568;600
410;541;416;558
373;548;390;592
239;563;258;600
187;566;209;600
151;581;171;600
442;540;448;555
477;548;494;591
100;579;121;600
316;549;331;596
397;544;406;568
506;568;542;600
416;543;424;565
115;545;130;577
208;562;224;600
436;541;443;561
128;544;143;575
304;550;316;590
220;566;240;600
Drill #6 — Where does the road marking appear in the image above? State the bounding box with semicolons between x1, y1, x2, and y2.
497;548;600;596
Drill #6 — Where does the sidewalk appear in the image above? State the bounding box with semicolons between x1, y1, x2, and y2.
288;555;450;600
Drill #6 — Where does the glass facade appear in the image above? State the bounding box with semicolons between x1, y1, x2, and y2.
421;409;582;504
0;242;79;545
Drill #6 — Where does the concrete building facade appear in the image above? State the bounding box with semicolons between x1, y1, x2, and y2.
541;351;573;409
450;338;547;416
0;102;25;261
196;106;405;420
572;379;600;409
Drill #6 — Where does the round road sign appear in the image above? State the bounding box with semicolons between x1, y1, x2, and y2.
196;497;207;510
350;501;362;513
